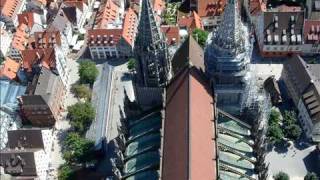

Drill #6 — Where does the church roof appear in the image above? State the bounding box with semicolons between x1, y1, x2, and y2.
171;35;205;75
162;66;217;180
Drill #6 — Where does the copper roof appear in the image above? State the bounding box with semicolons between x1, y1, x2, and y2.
0;58;20;80
161;25;180;45
88;29;122;46
162;66;217;180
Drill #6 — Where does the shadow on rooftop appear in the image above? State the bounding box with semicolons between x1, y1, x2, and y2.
303;150;320;177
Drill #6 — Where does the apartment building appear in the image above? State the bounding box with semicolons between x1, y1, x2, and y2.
0;0;26;29
19;67;66;127
282;55;320;142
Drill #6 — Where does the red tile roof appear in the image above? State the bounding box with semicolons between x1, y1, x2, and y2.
161;25;180;45
303;20;320;43
11;24;30;51
21;48;56;72
162;67;217;180
178;11;204;32
18;12;35;28
96;0;119;28
0;58;20;80
197;0;226;17
88;29;123;46
153;0;165;14
0;0;22;18
122;8;137;46
34;31;62;49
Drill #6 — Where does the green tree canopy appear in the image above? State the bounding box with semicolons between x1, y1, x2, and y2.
71;84;92;101
274;171;290;180
58;163;74;180
67;102;95;134
78;61;98;85
285;124;302;140
269;109;281;126
192;28;209;47
304;172;319;180
63;133;95;165
268;125;284;143
283;110;297;126
127;58;136;72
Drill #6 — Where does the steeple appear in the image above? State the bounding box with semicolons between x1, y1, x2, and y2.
134;0;170;87
211;0;245;55
205;0;253;110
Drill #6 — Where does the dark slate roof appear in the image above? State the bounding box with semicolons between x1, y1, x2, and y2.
171;35;205;76
7;129;44;149
0;150;38;177
263;11;304;45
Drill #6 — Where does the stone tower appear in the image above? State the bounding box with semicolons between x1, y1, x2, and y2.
133;0;170;109
205;0;253;110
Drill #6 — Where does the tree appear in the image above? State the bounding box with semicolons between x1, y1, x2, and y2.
283;110;297;126
273;171;290;180
63;133;95;165
304;172;319;180
192;28;209;47
78;61;98;85
267;125;284;143
285;124;302;140
71;84;91;101
127;58;136;72
269;109;281;126
67;102;95;134
58;163;74;180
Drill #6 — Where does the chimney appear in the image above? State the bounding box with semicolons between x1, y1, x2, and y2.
36;52;41;60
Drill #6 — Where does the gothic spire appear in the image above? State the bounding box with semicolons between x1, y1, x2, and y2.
212;0;246;55
134;0;170;87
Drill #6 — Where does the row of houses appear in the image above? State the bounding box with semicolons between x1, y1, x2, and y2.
0;0;97;179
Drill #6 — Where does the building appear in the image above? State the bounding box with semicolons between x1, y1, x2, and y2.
47;5;74;48
133;0;171;108
19;67;66;127
282;55;320;142
0;128;53;179
178;11;204;33
162;66;217;180
88;8;138;59
0;58;20;81
9;23;31;60
160;25;180;46
0;80;26;149
205;0;252;110
185;0;226;28
0;22;13;58
21;48;69;87
302;20;320;54
255;8;305;57
111;110;163;179
17;11;46;34
61;1;89;32
95;0;123;29
0;0;26;29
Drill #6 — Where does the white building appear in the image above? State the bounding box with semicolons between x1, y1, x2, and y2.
0;22;13;58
